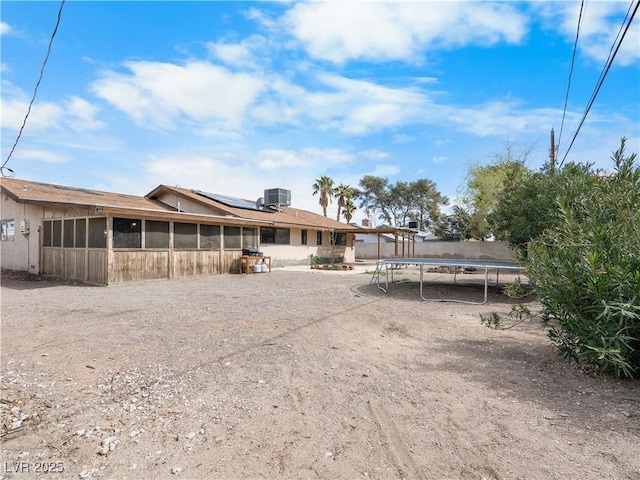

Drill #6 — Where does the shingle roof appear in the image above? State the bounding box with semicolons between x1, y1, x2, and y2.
1;178;357;232
1;177;169;211
147;185;358;231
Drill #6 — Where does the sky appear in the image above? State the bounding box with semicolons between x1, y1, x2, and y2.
1;1;639;226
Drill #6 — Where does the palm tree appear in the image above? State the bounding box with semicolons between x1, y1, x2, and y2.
334;183;352;222
312;176;335;217
342;197;356;224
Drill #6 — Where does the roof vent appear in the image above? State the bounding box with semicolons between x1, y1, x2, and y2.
256;197;265;210
264;188;291;210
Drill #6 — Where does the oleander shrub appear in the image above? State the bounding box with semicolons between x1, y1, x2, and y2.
527;139;640;378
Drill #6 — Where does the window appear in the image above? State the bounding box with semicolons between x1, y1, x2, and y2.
43;221;52;246
63;220;74;248
260;227;290;245
224;226;241;248
242;227;258;249
0;219;14;241
331;232;347;246
52;220;62;247
113;217;141;248
146;220;169;248
200;224;220;249
301;230;307;245
88;217;107;248
174;222;197;248
75;219;86;248
316;231;322;245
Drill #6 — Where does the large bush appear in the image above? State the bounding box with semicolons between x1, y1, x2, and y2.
492;162;593;249
527;140;640;377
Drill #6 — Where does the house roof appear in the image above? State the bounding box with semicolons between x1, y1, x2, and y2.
2;178;357;231
1;177;168;211
146;185;358;232
0;178;269;225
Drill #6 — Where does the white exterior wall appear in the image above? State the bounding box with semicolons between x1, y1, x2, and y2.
0;196;43;273
260;227;355;266
155;192;216;215
260;244;356;266
356;240;517;261
355;233;396;244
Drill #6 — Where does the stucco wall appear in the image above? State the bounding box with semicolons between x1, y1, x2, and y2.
356;240;517;261
0;196;43;273
261;243;356;267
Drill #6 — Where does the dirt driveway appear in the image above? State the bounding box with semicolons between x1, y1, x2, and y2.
1;266;639;479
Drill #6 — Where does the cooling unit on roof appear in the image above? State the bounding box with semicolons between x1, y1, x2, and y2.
264;188;291;208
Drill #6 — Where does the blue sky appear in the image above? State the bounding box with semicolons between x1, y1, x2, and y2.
1;1;639;225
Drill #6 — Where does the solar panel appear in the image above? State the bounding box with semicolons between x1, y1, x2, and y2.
194;190;270;212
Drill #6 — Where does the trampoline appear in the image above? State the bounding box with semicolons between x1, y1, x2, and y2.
373;258;525;305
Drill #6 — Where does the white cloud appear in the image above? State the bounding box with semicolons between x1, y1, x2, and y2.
432;156;447;164
283;2;528;64
369;163;401;178
143;152;332;215
12;148;69;164
209;42;255;68
538;2;640;66
255;147;355;170
1;90;103;134
207;35;267;69
360;149;389;160
91;60;265;131
65;96;104;131
578;3;640;66
440;101;562;137
0;22;12;36
255;149;310;170
392;134;415;145
141;143;392;218
247;69;433;134
0;98;65;132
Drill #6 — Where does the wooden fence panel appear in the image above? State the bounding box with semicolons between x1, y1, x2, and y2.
64;249;86;281
87;250;107;284
42;248;63;277
111;251;169;283
173;250;221;277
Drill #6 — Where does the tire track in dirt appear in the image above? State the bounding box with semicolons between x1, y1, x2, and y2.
369;399;423;479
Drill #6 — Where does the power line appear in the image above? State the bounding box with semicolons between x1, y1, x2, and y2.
1;0;66;178
559;0;639;168
556;0;585;153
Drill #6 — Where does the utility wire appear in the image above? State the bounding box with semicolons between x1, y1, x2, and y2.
559;0;639;168
1;0;66;178
557;0;585;153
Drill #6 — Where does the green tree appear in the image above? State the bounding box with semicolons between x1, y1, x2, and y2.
433;206;472;240
334;183;353;222
488;139;640;378
356;175;393;225
312;176;335;217
491;162;593;249
342;197;356;224
461;144;531;239
410;178;449;230
356;175;448;228
526;139;640;377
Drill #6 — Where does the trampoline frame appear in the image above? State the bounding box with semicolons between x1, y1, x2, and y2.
374;258;525;305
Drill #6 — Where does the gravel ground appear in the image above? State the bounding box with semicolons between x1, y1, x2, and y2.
1;265;639;480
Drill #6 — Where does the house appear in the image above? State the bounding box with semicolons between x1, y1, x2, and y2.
0;178;357;284
353;225;417;259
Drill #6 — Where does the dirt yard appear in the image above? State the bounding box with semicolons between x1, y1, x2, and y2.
1;265;639;480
